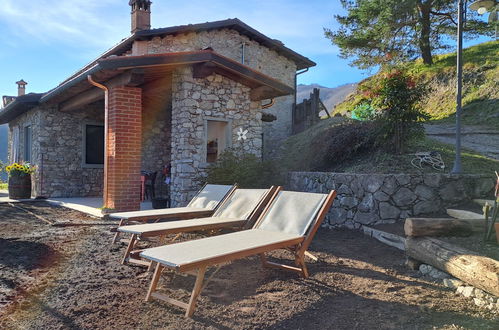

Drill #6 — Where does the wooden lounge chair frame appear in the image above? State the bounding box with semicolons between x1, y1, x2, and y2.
143;190;337;317
121;186;280;267
111;183;236;243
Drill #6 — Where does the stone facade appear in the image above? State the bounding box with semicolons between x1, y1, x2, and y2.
135;28;297;157
170;67;262;206
8;104;104;197
288;172;494;228
6;26;302;206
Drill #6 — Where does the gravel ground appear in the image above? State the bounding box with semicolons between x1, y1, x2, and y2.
0;202;498;329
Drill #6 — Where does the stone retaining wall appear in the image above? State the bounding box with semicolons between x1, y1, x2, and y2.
288;172;494;228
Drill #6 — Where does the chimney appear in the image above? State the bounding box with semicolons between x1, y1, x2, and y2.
129;0;152;34
16;79;27;96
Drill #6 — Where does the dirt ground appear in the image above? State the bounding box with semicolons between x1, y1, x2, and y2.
1;202;498;329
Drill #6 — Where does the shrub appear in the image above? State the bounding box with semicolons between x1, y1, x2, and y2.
202;150;284;188
310;121;378;170
368;69;429;153
351;103;377;121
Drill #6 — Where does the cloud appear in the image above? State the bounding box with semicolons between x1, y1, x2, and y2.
0;0;126;49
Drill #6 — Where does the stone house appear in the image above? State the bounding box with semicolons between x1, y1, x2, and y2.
0;1;315;211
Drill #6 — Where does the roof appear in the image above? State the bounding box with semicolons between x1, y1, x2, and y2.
0;50;295;123
65;18;315;83
0;93;43;124
0;18;314;124
42;51;295;105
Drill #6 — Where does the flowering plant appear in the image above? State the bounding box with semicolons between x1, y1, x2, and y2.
5;163;35;177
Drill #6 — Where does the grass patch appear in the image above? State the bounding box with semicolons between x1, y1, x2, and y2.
333;137;498;174
0;182;7;190
277;117;498;175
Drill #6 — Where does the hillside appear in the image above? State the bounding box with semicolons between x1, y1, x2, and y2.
334;41;499;128
297;83;357;115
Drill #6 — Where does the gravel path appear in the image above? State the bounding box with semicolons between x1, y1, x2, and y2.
425;124;499;160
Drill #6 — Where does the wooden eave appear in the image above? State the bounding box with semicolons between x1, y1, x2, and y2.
42;50;294;111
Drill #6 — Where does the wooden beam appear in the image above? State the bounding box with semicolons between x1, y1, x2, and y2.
404;218;485;237
447;209;483;219
250;86;276;101
59;69;145;112
192;62;216;78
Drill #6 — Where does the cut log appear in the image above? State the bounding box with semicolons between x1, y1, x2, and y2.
446;209;482;219
404;218;485;237
406;237;499;297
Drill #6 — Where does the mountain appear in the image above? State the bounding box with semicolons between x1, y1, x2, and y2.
297;83;357;116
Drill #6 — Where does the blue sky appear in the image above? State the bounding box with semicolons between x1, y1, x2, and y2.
0;0;493;97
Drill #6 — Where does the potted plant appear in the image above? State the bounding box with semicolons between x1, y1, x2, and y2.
5;163;34;199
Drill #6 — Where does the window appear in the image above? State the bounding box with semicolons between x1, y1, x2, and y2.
24;126;32;163
83;124;104;167
205;119;231;163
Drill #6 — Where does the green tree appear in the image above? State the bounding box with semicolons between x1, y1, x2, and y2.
369;69;429;154
326;0;492;69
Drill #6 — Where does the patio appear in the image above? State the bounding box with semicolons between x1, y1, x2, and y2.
0;190;153;218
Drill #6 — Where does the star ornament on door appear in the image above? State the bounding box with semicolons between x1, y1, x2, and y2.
237;127;248;141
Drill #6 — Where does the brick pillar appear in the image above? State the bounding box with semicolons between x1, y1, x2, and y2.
106;86;142;212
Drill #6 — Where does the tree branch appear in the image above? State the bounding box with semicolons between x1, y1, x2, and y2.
430;11;457;25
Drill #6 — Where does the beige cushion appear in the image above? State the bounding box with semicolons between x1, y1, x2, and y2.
214;189;268;219
109;207;211;220
187;184;233;210
140;229;301;268
117;217;244;235
256;191;327;236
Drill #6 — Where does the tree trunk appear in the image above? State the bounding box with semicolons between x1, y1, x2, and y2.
404;218;485;237
406;237;499;297
417;1;434;65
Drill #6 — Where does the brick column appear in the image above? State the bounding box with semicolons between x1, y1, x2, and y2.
106;86;142;212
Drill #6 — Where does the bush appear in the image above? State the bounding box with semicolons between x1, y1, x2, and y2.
312;121;378;170
351;103;376;121
368;69;429;153
202;150;284;188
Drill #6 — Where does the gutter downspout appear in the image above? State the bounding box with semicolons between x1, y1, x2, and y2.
87;75;109;209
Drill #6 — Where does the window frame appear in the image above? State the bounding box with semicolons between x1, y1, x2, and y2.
203;117;232;164
82;122;105;169
23;125;32;163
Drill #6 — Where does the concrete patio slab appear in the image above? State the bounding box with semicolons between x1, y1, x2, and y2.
46;197;154;218
0;190;154;218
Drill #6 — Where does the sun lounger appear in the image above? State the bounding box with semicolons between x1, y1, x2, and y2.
109;184;235;243
118;186;279;266
139;189;337;317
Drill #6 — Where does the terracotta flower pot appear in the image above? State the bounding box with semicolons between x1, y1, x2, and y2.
8;174;32;199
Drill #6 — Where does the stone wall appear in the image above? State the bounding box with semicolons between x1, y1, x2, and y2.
136;28;297;158
170;67;262;206
288;172;494;228
9;104;104;198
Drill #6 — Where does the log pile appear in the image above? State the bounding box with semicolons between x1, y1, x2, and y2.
404;206;499;298
405;237;499;297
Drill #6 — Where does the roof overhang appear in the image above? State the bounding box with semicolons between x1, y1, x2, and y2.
0;50;296;123
0;93;43;124
41;50;295;109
